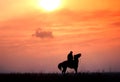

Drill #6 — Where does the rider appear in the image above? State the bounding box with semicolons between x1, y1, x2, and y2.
67;51;73;63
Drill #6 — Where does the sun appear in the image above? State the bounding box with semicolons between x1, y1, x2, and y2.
38;0;61;12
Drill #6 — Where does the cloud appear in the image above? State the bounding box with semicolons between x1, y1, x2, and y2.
32;28;54;39
110;22;120;27
42;10;120;28
1;9;120;29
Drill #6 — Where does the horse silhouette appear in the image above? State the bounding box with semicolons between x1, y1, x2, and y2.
58;53;81;74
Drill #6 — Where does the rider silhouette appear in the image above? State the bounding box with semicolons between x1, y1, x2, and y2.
67;51;73;63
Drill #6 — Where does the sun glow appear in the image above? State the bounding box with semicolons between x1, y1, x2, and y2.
38;0;61;12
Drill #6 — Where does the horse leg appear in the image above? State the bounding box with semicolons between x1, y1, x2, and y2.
62;67;67;74
74;68;78;74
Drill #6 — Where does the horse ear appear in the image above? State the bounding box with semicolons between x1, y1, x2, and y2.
79;53;81;56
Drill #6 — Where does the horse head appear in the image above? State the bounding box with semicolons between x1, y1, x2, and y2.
74;53;81;60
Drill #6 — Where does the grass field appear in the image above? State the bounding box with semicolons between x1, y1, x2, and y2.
0;72;120;81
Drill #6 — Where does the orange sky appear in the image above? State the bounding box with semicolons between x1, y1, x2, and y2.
0;0;120;73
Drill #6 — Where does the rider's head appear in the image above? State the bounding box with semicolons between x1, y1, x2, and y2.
70;51;73;54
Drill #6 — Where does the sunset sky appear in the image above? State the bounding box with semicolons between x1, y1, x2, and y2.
0;0;120;73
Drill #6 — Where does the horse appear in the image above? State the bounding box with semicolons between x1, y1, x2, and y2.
58;53;81;74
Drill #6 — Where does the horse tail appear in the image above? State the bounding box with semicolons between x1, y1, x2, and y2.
58;63;62;71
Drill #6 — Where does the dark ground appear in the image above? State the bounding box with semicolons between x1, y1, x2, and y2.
0;72;120;82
